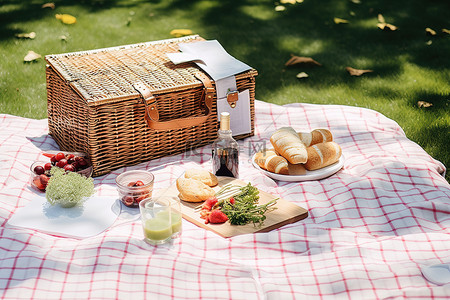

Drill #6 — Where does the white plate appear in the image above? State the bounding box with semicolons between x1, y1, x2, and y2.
421;264;450;285
7;195;119;239
252;153;344;182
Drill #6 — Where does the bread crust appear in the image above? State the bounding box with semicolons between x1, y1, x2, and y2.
255;149;289;174
176;178;215;202
270;127;307;164
304;142;341;171
287;162;306;175
298;129;333;147
184;169;218;187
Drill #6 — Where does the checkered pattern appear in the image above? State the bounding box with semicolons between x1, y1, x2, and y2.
1;101;449;299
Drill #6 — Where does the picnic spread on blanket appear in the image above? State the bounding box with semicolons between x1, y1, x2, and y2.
1;36;449;299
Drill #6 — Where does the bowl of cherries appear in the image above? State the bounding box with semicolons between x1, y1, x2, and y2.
30;152;93;192
115;170;154;208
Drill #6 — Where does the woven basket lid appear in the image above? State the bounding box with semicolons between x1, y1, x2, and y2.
45;35;209;105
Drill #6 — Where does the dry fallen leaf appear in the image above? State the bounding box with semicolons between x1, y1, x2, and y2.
24;51;41;62
297;0;304;3
346;66;373;76
426;40;432;46
281;0;296;4
170;29;193;37
442;29;450;34
275;5;286;12
285;56;322;67
350;0;361;3
15;32;36;39
425;28;436;36
42;2;55;9
296;72;309;79
55;14;77;25
377;14;397;31
418;101;433;108
377;22;397;31
334;17;349;24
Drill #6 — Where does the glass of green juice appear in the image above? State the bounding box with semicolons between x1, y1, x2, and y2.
152;197;182;239
169;197;182;238
139;198;172;245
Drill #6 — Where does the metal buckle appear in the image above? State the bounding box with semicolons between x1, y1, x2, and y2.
226;90;239;108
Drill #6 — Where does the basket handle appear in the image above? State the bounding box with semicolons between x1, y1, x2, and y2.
133;72;214;130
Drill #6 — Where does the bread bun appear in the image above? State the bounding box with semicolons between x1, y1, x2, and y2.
304;142;342;171
298;129;333;147
287;162;306;175
176;178;215;203
184;169;218;187
270;127;307;164
254;149;289;175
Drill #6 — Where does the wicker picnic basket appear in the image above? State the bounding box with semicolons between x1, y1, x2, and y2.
45;35;257;177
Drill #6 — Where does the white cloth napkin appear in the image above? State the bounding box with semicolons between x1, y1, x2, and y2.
167;40;252;81
7;195;119;238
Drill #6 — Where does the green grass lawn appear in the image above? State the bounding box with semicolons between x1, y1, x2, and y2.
1;0;449;180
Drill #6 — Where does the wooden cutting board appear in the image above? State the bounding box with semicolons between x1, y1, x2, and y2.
160;177;308;238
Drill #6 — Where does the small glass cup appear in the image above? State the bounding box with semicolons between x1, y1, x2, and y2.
168;197;182;239
30;161;48;192
116;170;154;208
139;197;172;245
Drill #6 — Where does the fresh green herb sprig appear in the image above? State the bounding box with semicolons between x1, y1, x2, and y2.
46;167;95;208
215;184;242;204
220;183;278;226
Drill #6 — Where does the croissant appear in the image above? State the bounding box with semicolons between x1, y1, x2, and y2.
304;142;342;171
254;149;289;174
270;127;307;164
297;129;333;147
287;162;306;175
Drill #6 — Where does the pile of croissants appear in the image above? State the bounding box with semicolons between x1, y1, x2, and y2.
254;127;342;175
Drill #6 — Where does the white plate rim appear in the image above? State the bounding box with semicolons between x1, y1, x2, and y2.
251;153;344;182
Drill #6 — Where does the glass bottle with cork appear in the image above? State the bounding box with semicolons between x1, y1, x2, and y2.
212;112;239;178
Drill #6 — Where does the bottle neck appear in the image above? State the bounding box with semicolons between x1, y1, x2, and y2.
219;112;231;131
218;129;233;138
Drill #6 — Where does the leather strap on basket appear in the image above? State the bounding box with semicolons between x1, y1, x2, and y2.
133;72;214;130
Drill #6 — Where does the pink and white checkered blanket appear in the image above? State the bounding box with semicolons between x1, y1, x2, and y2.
1;100;449;299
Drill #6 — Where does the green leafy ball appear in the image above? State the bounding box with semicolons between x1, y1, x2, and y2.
46;167;95;208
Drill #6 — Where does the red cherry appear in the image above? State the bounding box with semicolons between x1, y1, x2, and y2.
39;174;50;186
50;155;58;165
44;163;52;171
127;181;136;187
33;177;45;191
55;152;65;161
64;164;76;172
122;196;134;207
77;157;88;167
71;161;80;171
134;180;145;187
56;159;68;168
34;165;45;175
66;154;75;160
